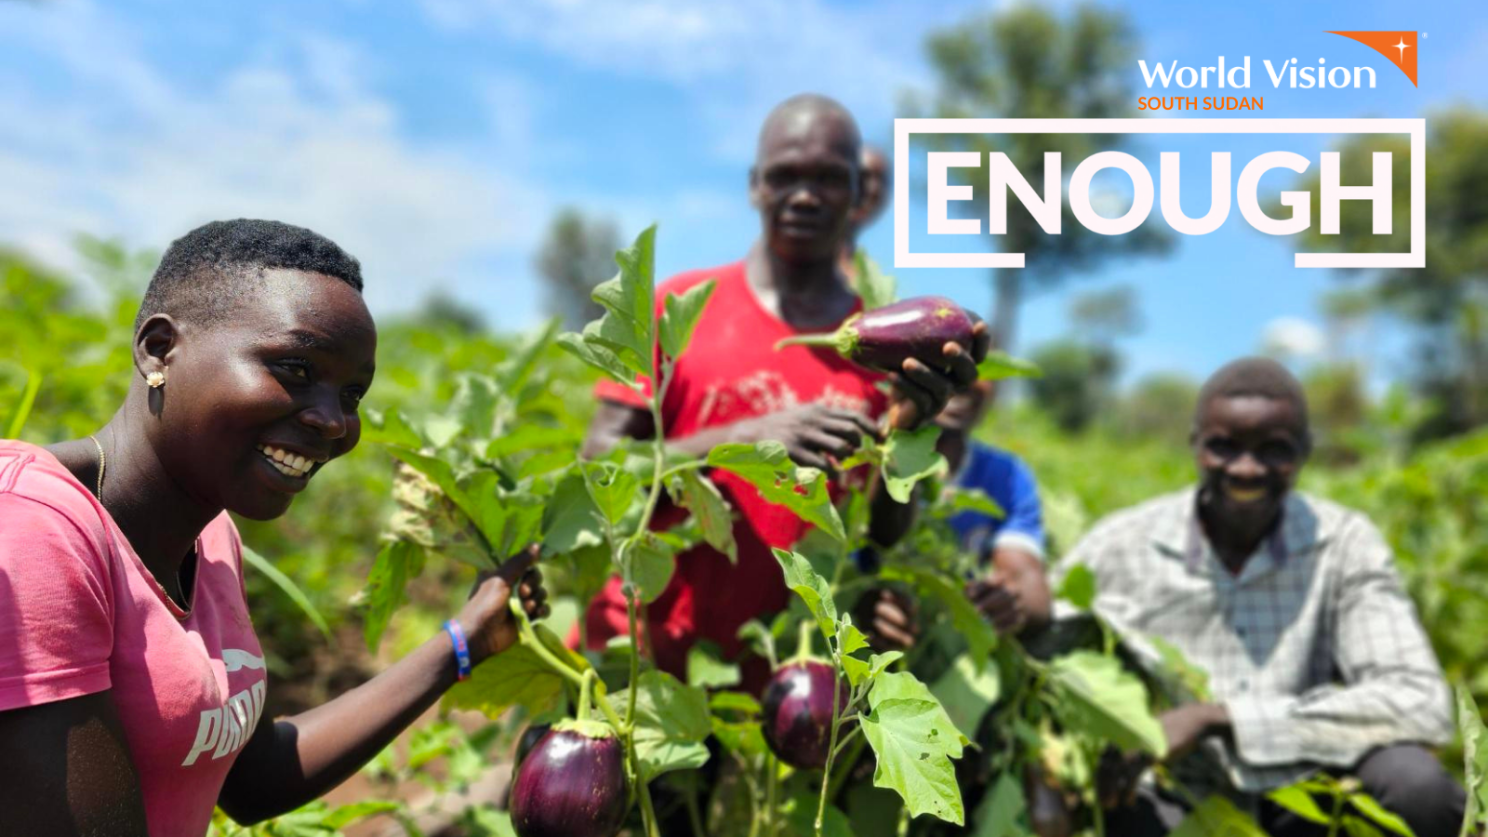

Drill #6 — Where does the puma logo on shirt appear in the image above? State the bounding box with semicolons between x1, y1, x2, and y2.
181;651;267;767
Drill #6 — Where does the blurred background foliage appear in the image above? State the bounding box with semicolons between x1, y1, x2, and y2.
2;2;1484;829
4;233;1483;734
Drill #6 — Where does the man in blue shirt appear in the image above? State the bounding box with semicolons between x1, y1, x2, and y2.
857;379;1052;646
941;380;1052;635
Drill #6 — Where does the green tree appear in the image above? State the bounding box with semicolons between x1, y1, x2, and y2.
1113;372;1199;442
907;3;1170;349
1027;338;1119;433
1291;107;1488;439
536;208;619;331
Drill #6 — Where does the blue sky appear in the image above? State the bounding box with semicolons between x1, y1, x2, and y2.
2;0;1484;388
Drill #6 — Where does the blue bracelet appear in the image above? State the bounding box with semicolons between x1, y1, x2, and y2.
444;619;472;681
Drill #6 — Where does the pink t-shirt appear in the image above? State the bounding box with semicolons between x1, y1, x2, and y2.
0;440;266;837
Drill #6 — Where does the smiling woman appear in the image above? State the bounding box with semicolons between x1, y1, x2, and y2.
0;220;549;837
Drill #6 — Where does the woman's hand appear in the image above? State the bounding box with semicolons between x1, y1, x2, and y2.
456;545;549;666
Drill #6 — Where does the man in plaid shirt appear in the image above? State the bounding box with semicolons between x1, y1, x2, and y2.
1058;358;1465;836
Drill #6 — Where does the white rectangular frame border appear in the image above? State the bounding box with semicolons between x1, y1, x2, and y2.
892;118;1425;270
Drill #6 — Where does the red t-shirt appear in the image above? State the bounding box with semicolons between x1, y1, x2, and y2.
577;260;887;680
0;441;266;837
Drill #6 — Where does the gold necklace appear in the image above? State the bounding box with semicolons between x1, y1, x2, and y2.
87;434;106;501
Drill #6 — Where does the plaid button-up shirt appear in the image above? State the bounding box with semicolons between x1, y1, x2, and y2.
1054;488;1454;794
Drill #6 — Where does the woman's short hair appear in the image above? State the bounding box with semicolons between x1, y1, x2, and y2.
135;219;363;331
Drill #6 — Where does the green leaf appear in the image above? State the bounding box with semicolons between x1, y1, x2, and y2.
240;545;331;643
845;649;905;690
1170;796;1268;837
1346;792;1416;836
4;368;40;438
444;624;589;719
929;653;1002;740
1343;817;1387;837
322;800;402;829
868;670;969;748
485;424;576;459
495;317;560;392
687;642;741;689
948;487;1005;519
362;407;423;448
659;277;716;360
556;328;636;385
976;352;1042;381
609;670;711;780
861;698;966;825
541;471;605;555
881;425;949;503
586;226;658;376
582;462;641;526
1460;684;1488;836
839;620;871;657
854;250;897;312
670;469;736;561
461;806;518;837
1056;564;1096;609
783;795;854;837
383;445;478;525
1266;786;1331;824
709;691;762;715
772;548;838;643
467;475;544;561
625;533;675;603
710;692;766;756
1047;651;1167;756
449;373;502;441
362;541;425;652
971;771;1025;837
708;441;845;541
882;564;997;672
1149;636;1214;704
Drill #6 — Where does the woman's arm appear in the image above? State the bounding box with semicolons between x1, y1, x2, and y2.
0;692;149;836
218;550;547;824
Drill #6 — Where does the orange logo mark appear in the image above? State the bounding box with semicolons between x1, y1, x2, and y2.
1327;31;1418;87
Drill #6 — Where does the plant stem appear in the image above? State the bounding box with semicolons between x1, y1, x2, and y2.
625;589;642;728
624;361;676;837
637;773;663;837
577;670;595;722
830;724;862;759
815;672;845;835
685;773;707;837
764;754;778;837
658;460;708;483
825;734;868;804
1326;789;1344;837
796;619;816;662
511;602;626;734
733;753;764;837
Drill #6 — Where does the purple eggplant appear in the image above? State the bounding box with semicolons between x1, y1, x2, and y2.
775;296;975;375
514;723;552;767
510;720;629;837
760;661;850;770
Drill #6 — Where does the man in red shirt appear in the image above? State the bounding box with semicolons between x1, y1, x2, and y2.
578;94;987;680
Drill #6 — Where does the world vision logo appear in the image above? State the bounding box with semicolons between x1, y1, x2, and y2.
1328;31;1418;86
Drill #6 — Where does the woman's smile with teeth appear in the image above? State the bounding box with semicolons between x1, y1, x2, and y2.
258;444;317;479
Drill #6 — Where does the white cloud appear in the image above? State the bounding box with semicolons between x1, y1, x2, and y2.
418;0;947;162
1261;316;1326;359
0;1;549;316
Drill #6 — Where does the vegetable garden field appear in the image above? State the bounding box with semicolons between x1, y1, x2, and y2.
4;233;1485;837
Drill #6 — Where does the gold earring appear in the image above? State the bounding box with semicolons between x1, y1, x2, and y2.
147;370;166;388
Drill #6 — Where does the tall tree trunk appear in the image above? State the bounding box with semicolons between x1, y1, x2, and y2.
989;268;1022;351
